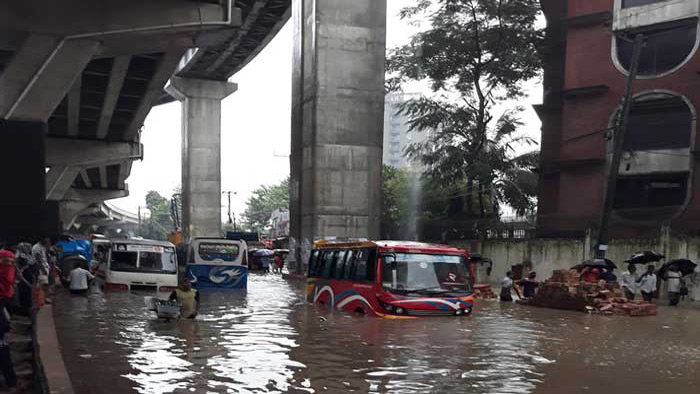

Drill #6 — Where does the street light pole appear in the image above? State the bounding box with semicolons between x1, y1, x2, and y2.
222;191;237;231
596;33;644;259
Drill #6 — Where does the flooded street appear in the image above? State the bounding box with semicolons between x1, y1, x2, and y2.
54;274;700;394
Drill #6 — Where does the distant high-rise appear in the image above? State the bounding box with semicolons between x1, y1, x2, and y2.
383;93;429;169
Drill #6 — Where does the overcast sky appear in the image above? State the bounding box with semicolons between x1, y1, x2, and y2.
111;0;542;221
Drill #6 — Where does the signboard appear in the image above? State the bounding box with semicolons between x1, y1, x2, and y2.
113;244;166;253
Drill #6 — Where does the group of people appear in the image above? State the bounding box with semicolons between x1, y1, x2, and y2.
498;262;690;307
0;238;96;392
621;264;686;306
0;238;55;393
500;271;539;302
255;253;285;273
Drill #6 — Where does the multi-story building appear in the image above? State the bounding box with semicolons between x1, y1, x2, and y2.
538;0;700;238
383;92;428;169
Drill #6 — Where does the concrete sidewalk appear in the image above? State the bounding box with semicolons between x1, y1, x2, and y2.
36;305;73;394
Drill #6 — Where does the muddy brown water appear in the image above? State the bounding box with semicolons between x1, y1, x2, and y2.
53;274;700;394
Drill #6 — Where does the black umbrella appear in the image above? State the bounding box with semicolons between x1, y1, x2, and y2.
572;258;617;271
657;259;697;277
625;251;665;265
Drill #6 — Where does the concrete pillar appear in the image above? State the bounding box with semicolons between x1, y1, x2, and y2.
166;77;237;241
289;0;386;273
0;120;47;244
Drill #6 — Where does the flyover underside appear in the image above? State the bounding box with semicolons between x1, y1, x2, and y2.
0;0;292;237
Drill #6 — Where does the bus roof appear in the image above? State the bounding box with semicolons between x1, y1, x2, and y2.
314;240;466;255
111;238;175;248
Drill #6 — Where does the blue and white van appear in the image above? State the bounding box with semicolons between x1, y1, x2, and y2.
185;238;248;289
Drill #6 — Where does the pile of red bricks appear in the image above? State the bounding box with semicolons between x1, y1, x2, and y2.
473;284;496;299
592;296;657;316
521;269;657;316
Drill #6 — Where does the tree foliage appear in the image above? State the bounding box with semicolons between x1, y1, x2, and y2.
381;165;412;239
138;191;174;241
242;178;290;233
387;0;543;216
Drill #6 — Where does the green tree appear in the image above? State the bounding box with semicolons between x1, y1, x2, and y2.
242;178;289;233
381;165;411;238
387;0;543;216
138;191;173;240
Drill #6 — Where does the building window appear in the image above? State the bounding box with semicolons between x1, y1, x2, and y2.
614;174;687;209
624;95;692;151
611;92;694;219
621;0;671;8
615;19;697;77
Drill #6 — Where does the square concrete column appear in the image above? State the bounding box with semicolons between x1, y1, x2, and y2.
166;77;237;241
290;0;387;272
0;120;48;244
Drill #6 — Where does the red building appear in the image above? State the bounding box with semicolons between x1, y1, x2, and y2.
537;0;700;238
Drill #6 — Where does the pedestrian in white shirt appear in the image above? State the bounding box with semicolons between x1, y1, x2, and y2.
500;271;514;302
620;264;638;300
637;264;657;303
665;266;682;307
68;263;94;296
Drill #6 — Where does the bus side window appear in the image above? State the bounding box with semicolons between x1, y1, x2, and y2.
333;250;347;280
321;250;334;279
343;250;356;280
366;248;377;282
354;248;377;282
308;250;320;277
354;250;368;282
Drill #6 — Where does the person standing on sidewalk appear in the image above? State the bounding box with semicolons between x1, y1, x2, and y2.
638;265;657;303
14;243;37;315
665;265;682;307
620;264;638;300
0;249;18;391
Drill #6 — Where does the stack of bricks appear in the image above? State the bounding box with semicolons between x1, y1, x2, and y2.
521;269;657;316
473;284;496;299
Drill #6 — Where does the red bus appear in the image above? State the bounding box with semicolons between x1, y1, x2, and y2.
306;240;475;317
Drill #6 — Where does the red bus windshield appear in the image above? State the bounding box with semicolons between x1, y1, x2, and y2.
381;253;471;295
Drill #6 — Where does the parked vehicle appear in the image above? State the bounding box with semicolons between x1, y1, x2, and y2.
96;238;178;292
185;237;248;289
307;240;475;317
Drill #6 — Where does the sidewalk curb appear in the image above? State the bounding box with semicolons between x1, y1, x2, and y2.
36;305;74;394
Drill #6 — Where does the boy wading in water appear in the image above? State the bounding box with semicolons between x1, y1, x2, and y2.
169;279;200;319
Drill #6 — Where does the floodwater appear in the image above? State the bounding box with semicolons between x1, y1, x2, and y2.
54;274;700;394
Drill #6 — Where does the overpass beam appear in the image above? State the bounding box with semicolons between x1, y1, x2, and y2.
289;0;386;273
0;34;98;122
45;138;142;168
166;77;237;241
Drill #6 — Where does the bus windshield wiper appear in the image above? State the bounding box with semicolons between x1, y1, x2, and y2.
404;287;451;295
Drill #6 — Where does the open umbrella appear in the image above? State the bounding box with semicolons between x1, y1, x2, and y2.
657;259;697;277
625;251;665;265
254;249;275;257
572;258;617;271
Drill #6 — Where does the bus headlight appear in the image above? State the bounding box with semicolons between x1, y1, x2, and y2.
395;307;405;314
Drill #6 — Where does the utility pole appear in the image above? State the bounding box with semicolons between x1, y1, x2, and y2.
595;34;644;259
222;191;237;231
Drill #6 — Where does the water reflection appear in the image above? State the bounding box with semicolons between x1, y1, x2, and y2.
53;275;700;394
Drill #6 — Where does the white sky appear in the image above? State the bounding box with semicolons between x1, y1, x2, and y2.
111;0;542;220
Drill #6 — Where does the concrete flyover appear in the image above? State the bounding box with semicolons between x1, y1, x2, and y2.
0;0;292;243
0;0;386;262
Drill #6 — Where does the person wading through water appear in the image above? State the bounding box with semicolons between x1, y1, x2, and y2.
169;279;200;319
0;249;19;392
